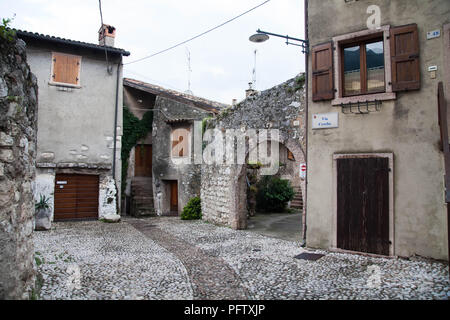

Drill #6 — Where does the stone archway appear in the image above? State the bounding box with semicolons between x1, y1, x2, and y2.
230;134;306;230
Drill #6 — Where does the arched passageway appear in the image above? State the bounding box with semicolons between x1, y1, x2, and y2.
230;135;306;239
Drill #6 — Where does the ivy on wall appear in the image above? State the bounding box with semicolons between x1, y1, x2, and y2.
121;106;153;195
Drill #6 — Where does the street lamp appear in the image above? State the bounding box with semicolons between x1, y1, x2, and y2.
249;29;309;54
249;27;309;248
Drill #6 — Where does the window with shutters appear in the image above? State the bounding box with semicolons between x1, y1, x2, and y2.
50;52;81;87
316;24;421;106
171;126;190;158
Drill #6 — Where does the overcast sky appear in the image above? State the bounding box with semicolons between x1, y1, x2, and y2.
1;0;305;105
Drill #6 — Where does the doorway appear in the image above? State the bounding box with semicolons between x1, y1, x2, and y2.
169;180;178;214
336;156;391;255
54;174;99;221
134;144;152;177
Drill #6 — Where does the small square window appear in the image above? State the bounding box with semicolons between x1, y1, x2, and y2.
51;52;81;86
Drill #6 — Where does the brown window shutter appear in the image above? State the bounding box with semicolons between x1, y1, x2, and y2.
390;24;420;92
52;53;80;85
52;53;67;83
287;150;295;161
65;55;81;85
312;42;334;102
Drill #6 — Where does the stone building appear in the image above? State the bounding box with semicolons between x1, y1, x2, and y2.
201;76;306;229
306;0;449;260
123;78;223;216
16;25;130;222
0;36;38;299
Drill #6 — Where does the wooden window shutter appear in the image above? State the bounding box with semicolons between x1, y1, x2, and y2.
287;149;295;161
312;42;334;101
390;24;420;92
52;53;81;85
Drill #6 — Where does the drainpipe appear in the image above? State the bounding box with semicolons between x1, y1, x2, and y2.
301;0;309;247
112;60;121;180
112;59;121;213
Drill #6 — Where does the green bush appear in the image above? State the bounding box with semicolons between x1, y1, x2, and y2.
0;16;16;42
256;176;295;213
181;197;202;220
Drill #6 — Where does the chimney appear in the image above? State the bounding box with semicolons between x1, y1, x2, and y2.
98;24;116;47
245;82;257;98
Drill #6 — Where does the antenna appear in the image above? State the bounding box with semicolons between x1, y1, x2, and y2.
185;48;193;95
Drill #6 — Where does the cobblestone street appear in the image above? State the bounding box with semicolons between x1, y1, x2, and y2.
34;217;450;300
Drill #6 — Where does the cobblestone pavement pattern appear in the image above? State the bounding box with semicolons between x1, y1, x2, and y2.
33;217;450;300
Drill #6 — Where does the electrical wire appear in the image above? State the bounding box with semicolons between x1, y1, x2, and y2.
124;0;271;65
98;0;113;74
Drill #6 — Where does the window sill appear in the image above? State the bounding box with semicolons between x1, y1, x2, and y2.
49;82;81;89
331;92;396;106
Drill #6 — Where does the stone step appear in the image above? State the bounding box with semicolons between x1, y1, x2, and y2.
131;186;153;193
137;207;155;211
134;210;155;217
133;201;154;205
133;196;153;200
130;177;155;217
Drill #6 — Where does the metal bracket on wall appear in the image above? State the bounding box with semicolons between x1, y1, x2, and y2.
341;100;382;114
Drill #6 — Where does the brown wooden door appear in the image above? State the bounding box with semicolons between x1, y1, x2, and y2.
54;174;99;221
337;157;390;255
170;180;178;213
135;145;152;177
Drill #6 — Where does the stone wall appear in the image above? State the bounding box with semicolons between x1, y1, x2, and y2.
201;165;234;226
0;37;38;299
152;96;213;216
201;76;306;229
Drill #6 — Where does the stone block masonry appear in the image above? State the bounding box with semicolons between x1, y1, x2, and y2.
0;37;38;299
201;76;306;229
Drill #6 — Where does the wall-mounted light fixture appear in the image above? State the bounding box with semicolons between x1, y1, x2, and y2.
249;29;309;54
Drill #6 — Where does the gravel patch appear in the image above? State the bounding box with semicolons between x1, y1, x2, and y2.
33;216;449;300
153;217;450;300
33;220;193;300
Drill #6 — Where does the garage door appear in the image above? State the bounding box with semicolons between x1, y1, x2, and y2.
54;174;99;221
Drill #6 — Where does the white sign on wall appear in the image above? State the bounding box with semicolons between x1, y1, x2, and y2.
312;112;339;129
300;163;306;180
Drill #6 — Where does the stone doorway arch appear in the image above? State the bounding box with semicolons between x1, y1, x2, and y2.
230;134;305;230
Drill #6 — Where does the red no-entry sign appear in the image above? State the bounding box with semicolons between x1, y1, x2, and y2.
300;163;306;179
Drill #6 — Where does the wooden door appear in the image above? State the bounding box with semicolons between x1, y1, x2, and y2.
54;174;99;221
337;157;390;255
135;145;152;177
170;180;178;213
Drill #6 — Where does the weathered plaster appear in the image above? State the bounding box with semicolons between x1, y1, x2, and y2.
307;0;450;260
98;175;118;219
22;40;124;213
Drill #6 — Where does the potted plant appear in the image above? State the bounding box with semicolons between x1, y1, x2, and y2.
35;194;52;231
